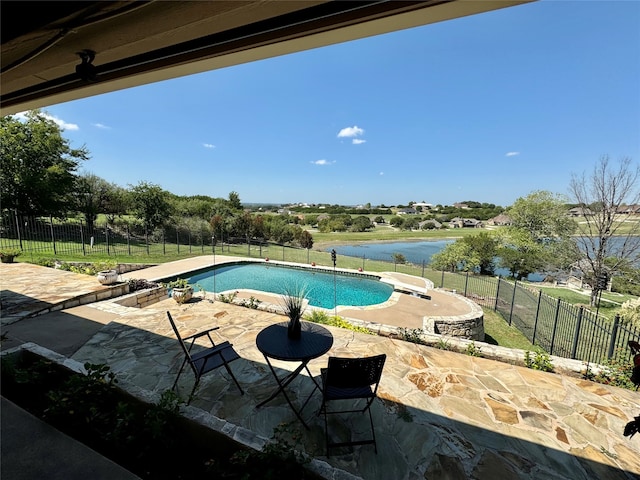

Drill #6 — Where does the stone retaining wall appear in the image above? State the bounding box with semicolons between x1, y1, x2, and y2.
423;290;485;341
114;286;168;308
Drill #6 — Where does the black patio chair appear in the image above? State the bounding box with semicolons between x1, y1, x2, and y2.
167;311;244;403
318;354;386;456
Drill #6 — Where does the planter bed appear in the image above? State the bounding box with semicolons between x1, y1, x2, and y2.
1;347;321;480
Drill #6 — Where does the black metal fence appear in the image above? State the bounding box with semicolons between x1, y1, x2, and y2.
437;271;639;365
2;216;638;365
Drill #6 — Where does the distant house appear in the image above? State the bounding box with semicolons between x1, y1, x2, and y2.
453;203;470;209
316;213;330;221
487;214;512;226
568;207;593;217
617;204;640;215
449;217;483;228
397;207;417;215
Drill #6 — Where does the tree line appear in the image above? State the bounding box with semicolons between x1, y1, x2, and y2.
0;110;313;250
2;111;638;305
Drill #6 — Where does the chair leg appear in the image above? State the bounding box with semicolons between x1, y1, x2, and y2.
367;406;377;454
172;357;189;390
187;376;200;405
223;362;244;395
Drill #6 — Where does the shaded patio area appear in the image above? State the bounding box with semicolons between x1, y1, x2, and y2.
1;260;639;479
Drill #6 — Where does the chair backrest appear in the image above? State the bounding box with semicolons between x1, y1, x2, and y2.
167;311;192;360
325;354;386;390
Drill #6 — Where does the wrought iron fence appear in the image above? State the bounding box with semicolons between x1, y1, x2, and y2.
437;271;639;365
2;215;637;365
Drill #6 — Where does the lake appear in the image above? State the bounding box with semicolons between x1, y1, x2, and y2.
327;240;545;281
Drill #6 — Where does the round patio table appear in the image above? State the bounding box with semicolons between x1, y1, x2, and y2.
256;321;333;428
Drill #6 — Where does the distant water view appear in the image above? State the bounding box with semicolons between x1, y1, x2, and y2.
329;240;454;265
328;240;545;281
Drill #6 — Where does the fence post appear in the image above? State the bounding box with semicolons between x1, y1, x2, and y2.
570;306;584;359
363;255;366;271
441;269;444;288
80;222;86;256
127;227;131;256
176;229;180;254
162;232;166;255
549;298;561;355
145;227;149;255
14;210;23;249
421;260;425;277
282;244;285;261
189;230;192;254
532;290;542;346
464;272;469;297
607;315;621;359
106;224;110;255
49;215;57;255
508;279;517;326
494;276;501;311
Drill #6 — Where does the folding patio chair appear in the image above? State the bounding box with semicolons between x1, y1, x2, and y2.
167;311;244;402
319;354;386;456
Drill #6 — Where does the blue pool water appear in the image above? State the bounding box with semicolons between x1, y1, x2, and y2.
186;262;393;309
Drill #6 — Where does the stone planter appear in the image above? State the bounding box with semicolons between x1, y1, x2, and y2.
96;269;119;285
172;287;194;304
1;255;16;263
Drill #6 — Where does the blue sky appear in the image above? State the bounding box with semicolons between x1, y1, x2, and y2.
38;0;639;207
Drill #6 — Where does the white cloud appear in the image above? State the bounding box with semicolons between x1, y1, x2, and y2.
15;111;78;130
92;123;110;129
203;143;216;149
506;151;520;157
312;159;335;165
43;113;79;131
352;139;366;145
337;125;364;138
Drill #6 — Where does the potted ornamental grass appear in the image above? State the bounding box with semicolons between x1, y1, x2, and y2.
281;285;309;340
167;278;194;304
0;248;22;263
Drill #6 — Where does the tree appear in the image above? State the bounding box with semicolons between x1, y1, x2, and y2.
462;232;498;275
569;156;640;305
501;190;578;280
298;230;314;249
350;216;372;232
75;173;123;231
429;240;479;273
228;191;242;211
497;229;546;280
1;110;89;217
507;190;576;241
129;182;172;233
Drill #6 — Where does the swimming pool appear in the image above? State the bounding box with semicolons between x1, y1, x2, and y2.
184;262;394;309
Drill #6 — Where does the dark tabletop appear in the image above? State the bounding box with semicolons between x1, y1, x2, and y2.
256;321;333;362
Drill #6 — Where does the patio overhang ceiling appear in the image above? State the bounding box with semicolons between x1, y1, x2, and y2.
1;0;532;116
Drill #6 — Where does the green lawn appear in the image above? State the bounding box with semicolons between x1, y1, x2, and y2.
310;225;487;245
482;307;535;350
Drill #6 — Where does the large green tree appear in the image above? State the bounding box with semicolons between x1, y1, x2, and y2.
462;232;499;275
1;110;89;217
500;190;579;279
75;173;126;231
430;241;479;273
129;181;172;233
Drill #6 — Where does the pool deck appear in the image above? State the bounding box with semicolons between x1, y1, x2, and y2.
1;257;640;480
